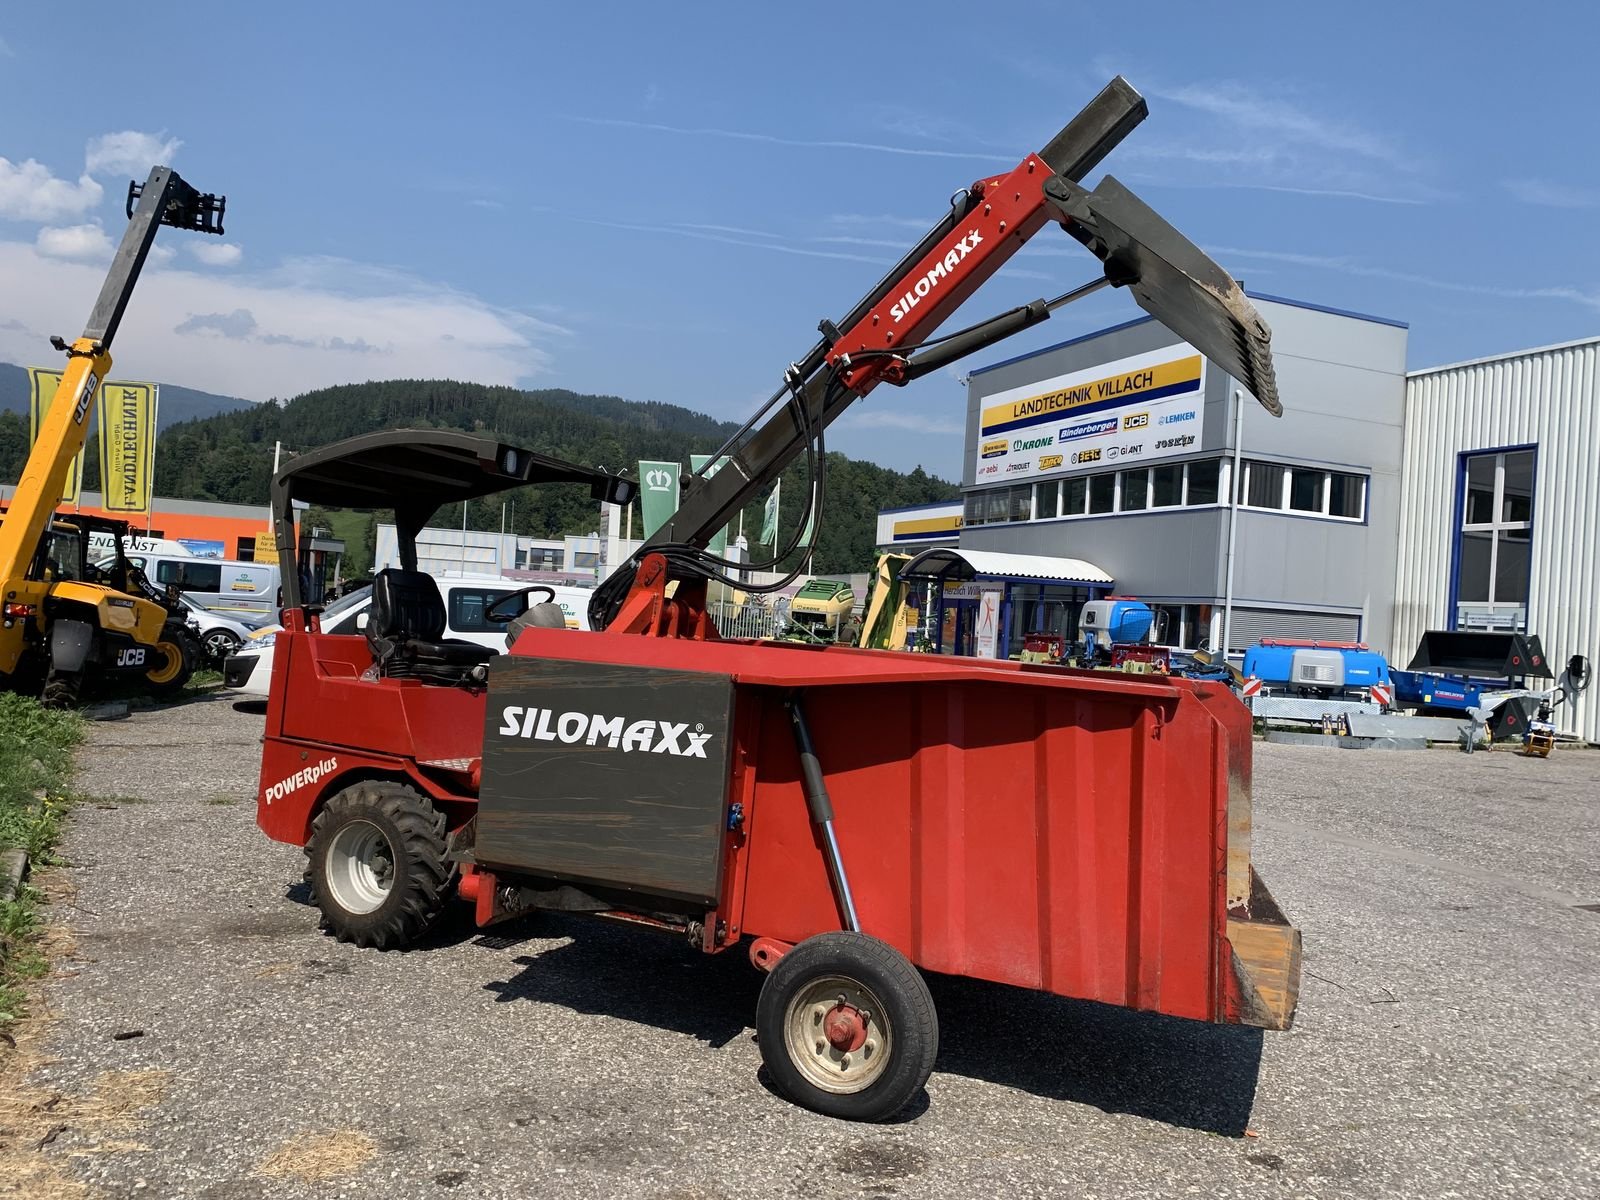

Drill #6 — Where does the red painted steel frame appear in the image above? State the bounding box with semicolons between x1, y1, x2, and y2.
256;618;1262;1027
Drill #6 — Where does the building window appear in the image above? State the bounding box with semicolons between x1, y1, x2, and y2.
1238;460;1366;521
1151;463;1183;508
1064;476;1087;516
1087;473;1115;514
1455;448;1534;627
1186;459;1221;505
236;537;256;562
1120;469;1148;511
1034;479;1060;520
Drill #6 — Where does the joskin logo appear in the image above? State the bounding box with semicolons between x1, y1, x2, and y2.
980;438;1009;459
1059;417;1116;442
1038;453;1064;470
890;230;984;323
1011;435;1052;452
1156;434;1196;450
264;757;338;806
498;706;712;758
1072;448;1102;465
1123;412;1149;430
1159;411;1196;425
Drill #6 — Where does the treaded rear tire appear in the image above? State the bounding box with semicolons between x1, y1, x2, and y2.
755;931;938;1122
306;780;451;950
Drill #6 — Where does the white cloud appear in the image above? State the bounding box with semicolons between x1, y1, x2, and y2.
1502;177;1597;210
188;241;243;267
0;241;568;401
0;157;104;222
85;130;183;177
36;223;113;261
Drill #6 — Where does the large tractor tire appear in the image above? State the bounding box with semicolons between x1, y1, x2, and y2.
755;931;939;1122
306;781;452;950
143;621;198;697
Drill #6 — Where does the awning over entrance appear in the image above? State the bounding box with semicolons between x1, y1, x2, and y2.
901;548;1113;587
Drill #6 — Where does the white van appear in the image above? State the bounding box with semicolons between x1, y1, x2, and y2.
222;573;593;698
122;553;282;618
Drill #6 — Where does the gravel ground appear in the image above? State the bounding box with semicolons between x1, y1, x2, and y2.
14;694;1600;1198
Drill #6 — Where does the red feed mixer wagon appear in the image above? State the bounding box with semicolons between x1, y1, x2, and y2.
253;76;1300;1121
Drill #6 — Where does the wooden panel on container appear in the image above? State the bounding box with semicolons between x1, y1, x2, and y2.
476;656;735;906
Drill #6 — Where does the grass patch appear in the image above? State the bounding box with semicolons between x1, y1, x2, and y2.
0;693;82;1031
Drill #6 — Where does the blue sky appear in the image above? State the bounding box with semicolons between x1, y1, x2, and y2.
3;2;1597;478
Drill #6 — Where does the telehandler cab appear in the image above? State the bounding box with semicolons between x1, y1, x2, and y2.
0;167;224;705
254;78;1300;1122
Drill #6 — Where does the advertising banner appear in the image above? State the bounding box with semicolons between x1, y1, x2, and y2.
971;346;1206;484
974;585;1004;659
637;460;681;539
688;454;728;556
760;481;780;547
26;367;85;505
96;381;159;515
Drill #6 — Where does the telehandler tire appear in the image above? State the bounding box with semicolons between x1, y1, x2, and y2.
306;781;452;950
143;622;198;696
755;931;938;1122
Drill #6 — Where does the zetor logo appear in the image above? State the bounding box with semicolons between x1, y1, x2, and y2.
980;438;1009;459
498;706;712;758
890;230;984;323
1011;435;1052;452
1038;453;1064;470
1123;412;1149;430
1072;448;1102;465
264;757;338;806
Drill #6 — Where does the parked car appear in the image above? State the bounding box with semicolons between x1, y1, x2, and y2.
222;574;592;698
122;552;282;619
175;592;271;663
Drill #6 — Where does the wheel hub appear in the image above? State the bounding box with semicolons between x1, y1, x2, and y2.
822;1003;868;1052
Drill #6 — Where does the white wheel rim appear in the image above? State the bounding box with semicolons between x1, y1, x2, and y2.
206;632;237;657
324;820;395;915
783;973;892;1094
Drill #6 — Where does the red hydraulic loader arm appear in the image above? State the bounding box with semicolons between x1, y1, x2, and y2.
593;76;1279;637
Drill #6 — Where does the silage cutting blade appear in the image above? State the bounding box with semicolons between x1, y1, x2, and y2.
1046;174;1281;416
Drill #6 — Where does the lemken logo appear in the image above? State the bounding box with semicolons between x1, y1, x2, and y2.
498;706;712;758
980;438;1009;459
1123;412;1149;430
1011;435;1052;452
1159;411;1196;426
890;230;984;323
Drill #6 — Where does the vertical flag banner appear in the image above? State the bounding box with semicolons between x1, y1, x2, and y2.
689;454;729;556
760;479;780;547
27;368;84;505
638;460;681;539
96;381;158;515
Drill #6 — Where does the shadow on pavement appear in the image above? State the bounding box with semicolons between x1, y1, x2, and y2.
479;916;1262;1134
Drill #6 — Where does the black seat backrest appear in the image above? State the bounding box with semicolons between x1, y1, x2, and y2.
368;568;448;646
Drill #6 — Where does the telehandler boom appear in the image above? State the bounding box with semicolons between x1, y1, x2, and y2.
0;168;223;701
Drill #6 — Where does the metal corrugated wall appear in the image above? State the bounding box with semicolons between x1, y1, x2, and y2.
1396;338;1600;743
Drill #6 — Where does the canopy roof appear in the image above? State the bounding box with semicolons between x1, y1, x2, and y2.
901;547;1112;586
270;429;634;608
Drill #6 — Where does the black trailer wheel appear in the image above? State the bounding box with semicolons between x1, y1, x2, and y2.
755;932;938;1122
143;622;197;696
306;781;451;950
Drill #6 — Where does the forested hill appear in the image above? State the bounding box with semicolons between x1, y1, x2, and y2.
119;379;957;574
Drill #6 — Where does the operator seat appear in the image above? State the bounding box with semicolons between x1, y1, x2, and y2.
365;568;496;684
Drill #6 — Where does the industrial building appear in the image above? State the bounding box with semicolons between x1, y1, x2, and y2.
878;306;1597;742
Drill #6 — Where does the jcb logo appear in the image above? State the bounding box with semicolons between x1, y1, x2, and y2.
116;647;146;668
1123;412;1149;430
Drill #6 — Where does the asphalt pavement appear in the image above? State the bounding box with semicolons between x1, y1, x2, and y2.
14;694;1600;1198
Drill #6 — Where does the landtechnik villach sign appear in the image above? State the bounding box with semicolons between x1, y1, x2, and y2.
972;346;1206;482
